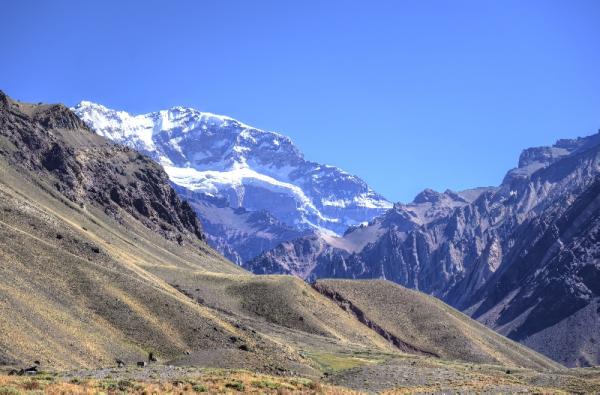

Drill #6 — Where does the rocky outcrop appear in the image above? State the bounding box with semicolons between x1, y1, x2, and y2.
174;185;307;264
0;91;204;242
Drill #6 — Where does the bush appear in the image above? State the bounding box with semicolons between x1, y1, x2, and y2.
308;380;323;391
117;379;135;391
225;381;245;391
192;384;207;392
22;381;41;390
251;380;280;389
0;386;20;395
100;379;118;391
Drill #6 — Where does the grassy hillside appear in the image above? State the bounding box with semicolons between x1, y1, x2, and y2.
0;93;297;372
313;279;560;370
151;272;396;356
0;157;308;370
2;93;595;393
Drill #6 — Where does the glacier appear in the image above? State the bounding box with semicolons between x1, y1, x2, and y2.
73;100;392;257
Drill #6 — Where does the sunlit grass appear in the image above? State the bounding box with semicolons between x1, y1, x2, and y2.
0;370;361;394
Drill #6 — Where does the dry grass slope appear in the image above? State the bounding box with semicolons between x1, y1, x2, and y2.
0;92;299;371
0;160;287;370
313;279;561;370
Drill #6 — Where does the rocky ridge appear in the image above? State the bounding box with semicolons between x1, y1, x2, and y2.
249;131;600;367
0;91;203;242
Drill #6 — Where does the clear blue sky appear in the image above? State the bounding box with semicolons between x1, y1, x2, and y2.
1;1;599;202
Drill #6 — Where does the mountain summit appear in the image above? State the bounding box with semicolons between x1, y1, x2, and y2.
73;101;391;235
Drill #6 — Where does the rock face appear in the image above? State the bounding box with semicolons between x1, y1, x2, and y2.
173;185;309;264
246;187;492;281
73;101;391;262
0;91;204;242
249;131;600;367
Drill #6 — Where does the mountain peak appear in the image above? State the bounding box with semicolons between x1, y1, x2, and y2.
74;101;392;236
413;188;444;204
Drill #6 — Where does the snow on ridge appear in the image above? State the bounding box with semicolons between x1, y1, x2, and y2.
321;195;393;209
73;100;392;235
164;165;339;225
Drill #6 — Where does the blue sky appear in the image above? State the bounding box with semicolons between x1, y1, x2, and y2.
1;1;599;202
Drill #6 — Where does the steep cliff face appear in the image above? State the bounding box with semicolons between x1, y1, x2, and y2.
249;131;600;366
247;186;491;285
468;177;600;367
0;91;204;242
173;185;308;264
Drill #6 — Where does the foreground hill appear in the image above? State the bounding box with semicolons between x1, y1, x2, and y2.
313;279;556;369
251;132;600;367
0;91;273;370
3;92;596;392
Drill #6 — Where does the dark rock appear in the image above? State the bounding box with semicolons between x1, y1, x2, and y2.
137;361;147;367
34;104;87;130
21;366;38;375
0;92;206;246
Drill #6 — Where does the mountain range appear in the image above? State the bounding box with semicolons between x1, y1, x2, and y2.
3;91;592;394
249;132;600;367
73;99;600;368
73;101;391;264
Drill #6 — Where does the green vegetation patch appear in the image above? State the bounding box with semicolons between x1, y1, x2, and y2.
225;381;245;391
0;386;20;395
305;351;383;373
192;383;207;392
251;379;280;389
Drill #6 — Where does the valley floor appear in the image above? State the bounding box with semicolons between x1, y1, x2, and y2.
1;354;599;394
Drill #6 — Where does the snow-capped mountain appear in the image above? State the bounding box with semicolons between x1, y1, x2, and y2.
73;101;391;261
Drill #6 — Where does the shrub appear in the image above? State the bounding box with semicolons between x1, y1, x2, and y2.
252;380;280;389
0;386;20;395
22;380;41;390
100;379;118;391
308;380;323;391
117;379;135;391
225;381;245;391
192;384;207;392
